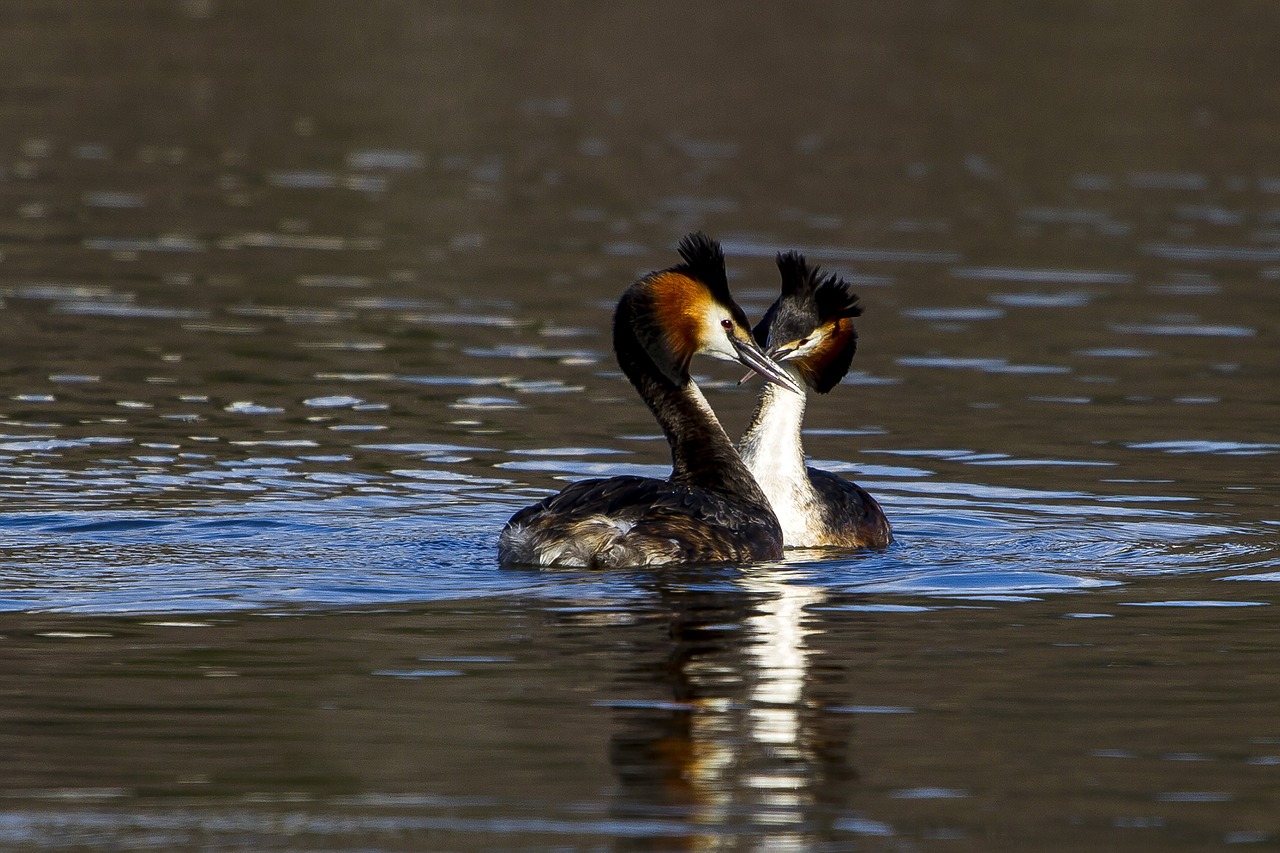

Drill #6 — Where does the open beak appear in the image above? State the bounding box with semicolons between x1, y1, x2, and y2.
731;336;804;395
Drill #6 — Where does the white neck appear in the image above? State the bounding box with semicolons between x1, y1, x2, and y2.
739;378;822;544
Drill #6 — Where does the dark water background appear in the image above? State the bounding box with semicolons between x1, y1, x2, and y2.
1;2;1278;849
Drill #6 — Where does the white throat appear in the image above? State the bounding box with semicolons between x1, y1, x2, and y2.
739;380;820;544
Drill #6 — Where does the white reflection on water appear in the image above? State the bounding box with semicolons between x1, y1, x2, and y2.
462;344;599;361
989;291;1093;308
1128;440;1279;455
901;307;1005;321
895;356;1070;374
1076;347;1157;358
1109;322;1256;337
450;396;523;410
223;401;284;415
495;459;667;479
303;395;365;408
951;266;1132;284
1143;243;1280;263
740;571;825;758
598;567;836;842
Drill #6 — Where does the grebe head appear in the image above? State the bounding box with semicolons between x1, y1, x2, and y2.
620;233;803;394
753;251;862;394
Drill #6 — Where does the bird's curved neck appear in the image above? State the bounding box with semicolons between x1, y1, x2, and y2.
740;379;811;489
614;313;769;504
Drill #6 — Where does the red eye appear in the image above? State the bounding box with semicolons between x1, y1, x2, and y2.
721;319;734;331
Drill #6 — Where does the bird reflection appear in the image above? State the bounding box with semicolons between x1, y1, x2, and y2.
605;566;856;849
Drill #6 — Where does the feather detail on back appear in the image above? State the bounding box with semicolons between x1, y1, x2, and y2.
498;475;781;567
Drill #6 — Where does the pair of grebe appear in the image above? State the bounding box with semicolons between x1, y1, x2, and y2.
498;233;890;568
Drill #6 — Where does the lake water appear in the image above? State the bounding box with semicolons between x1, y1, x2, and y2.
1;3;1278;850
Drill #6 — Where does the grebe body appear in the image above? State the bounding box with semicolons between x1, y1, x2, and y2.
499;234;802;568
739;252;892;549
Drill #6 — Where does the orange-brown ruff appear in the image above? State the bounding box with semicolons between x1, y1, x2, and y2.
498;233;800;568
738;251;892;549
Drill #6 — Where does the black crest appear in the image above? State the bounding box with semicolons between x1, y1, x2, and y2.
755;251;862;346
777;251;862;321
754;251;863;394
674;231;732;304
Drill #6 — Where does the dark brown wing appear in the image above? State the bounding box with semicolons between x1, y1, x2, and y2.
505;475;659;526
500;475;782;567
807;467;893;549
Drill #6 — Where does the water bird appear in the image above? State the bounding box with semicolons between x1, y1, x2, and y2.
738;251;892;549
499;233;804;568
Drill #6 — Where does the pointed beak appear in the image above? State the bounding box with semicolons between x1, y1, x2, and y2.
768;343;800;361
737;342;799;386
731;335;804;395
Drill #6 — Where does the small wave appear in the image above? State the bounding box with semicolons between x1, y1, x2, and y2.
1128;440;1279;455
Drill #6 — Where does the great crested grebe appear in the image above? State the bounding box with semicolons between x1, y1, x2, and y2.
498;233;804;568
738;251;892;549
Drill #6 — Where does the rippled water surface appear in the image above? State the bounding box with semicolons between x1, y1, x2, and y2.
2;3;1279;850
